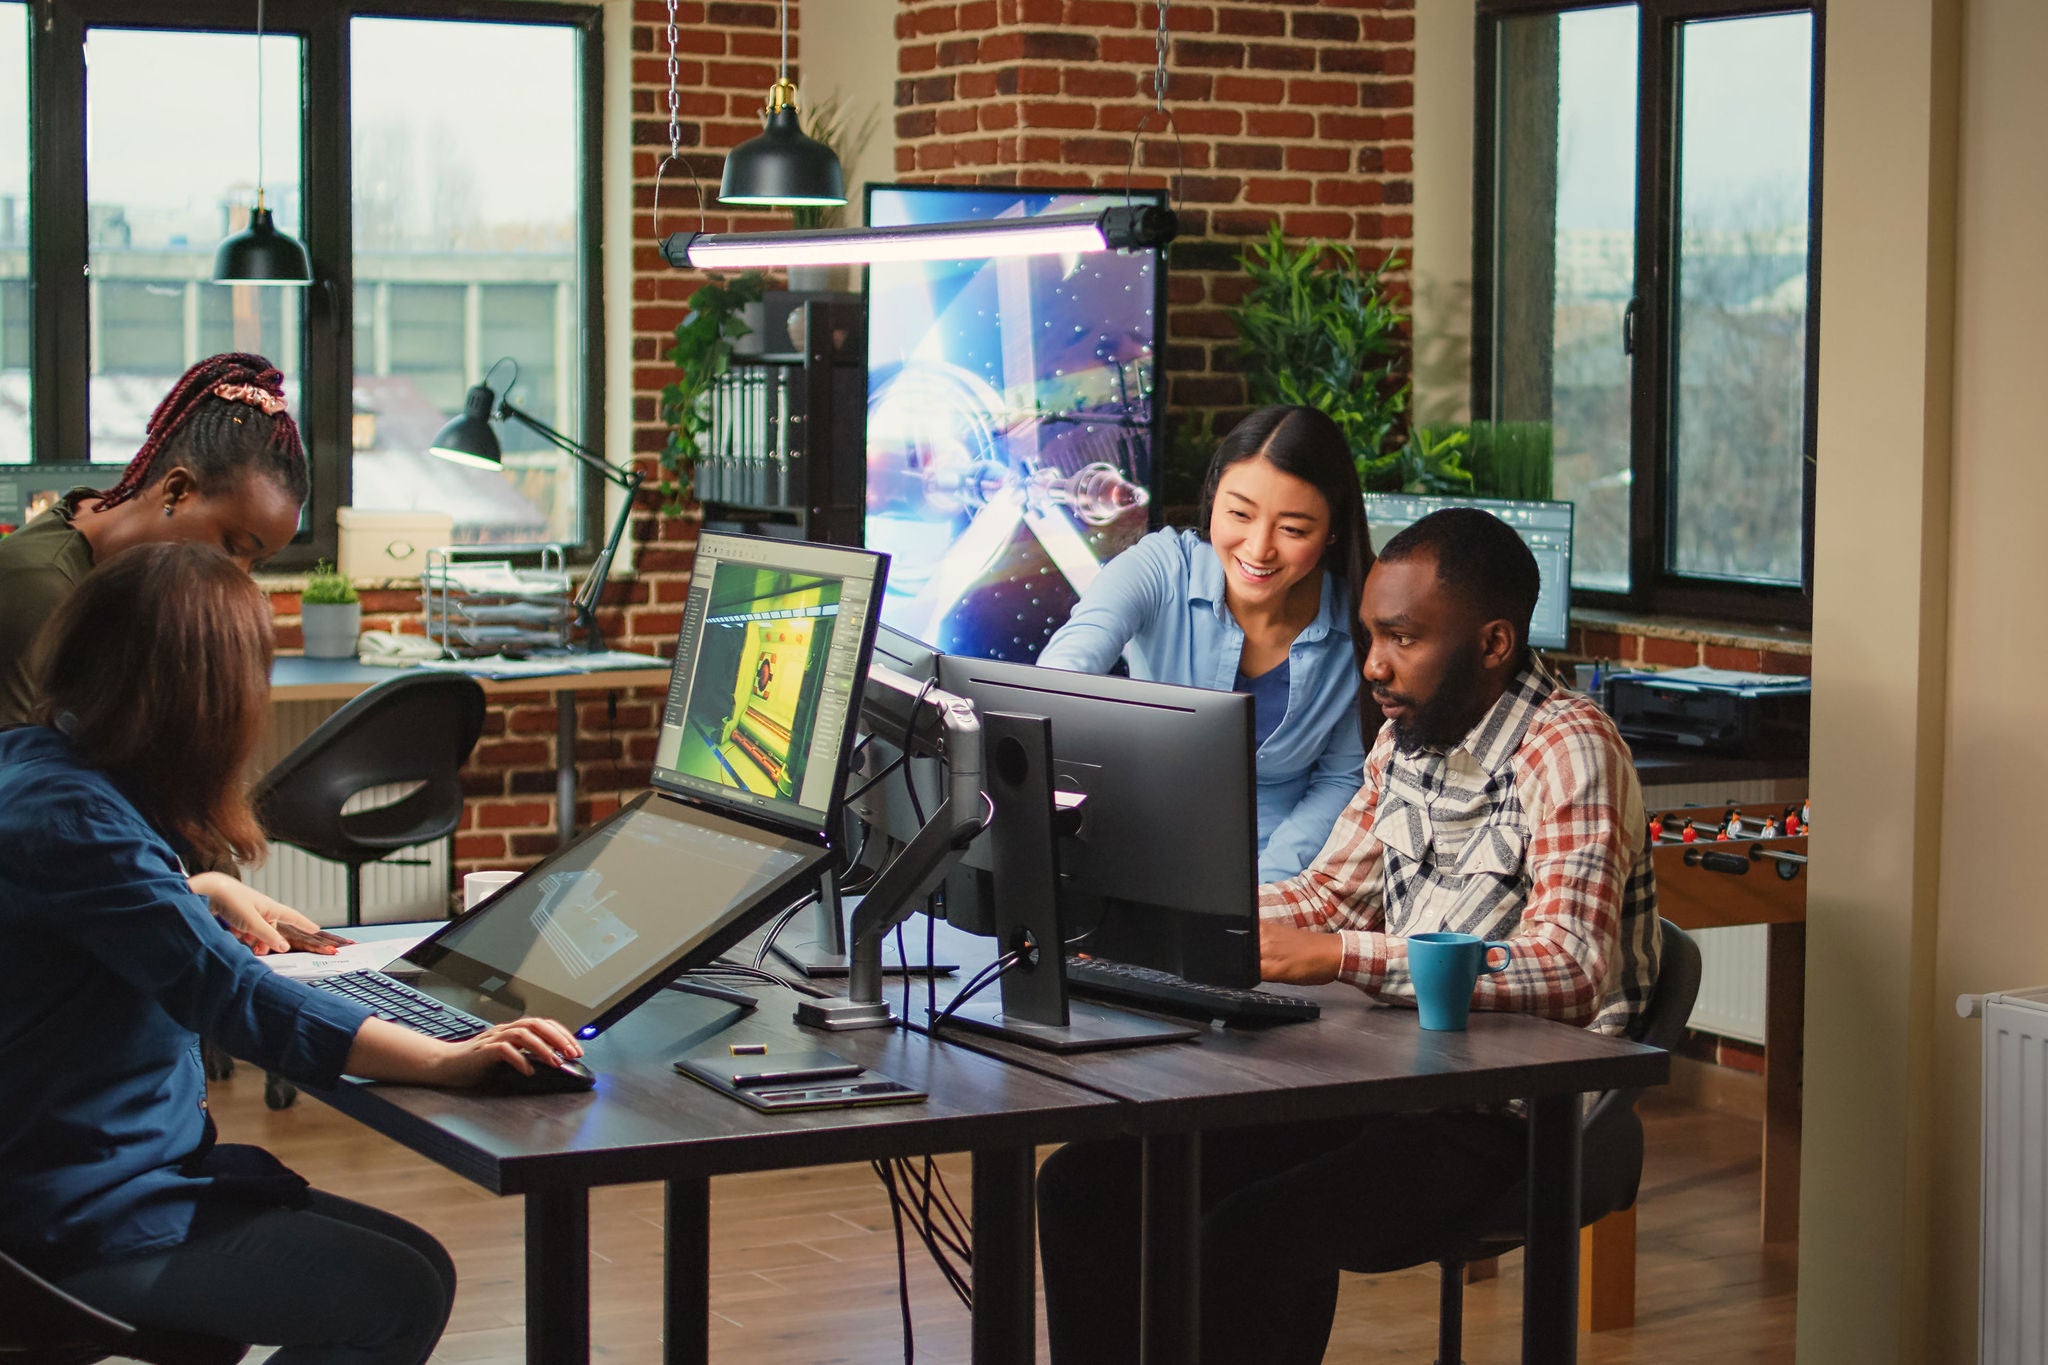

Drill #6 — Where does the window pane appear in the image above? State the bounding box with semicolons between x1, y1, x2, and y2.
84;27;305;464
1669;13;1812;585
351;17;583;547
1487;6;1637;592
1;3;27;465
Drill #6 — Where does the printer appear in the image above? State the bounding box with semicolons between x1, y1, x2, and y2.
1603;666;1811;756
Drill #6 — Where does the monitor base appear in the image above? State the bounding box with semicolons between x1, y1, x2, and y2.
770;935;958;979
793;996;900;1031
931;1000;1199;1053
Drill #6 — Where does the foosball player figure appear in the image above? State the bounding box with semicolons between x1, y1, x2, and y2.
1682;818;1698;843
1649;813;1665;843
1759;815;1781;839
1783;804;1801;837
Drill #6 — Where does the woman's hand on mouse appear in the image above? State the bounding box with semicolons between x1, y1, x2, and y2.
344;1015;583;1087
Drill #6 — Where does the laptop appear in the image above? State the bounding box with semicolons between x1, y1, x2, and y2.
306;532;888;1044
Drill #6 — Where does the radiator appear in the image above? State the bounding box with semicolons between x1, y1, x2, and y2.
1977;986;2048;1365
1640;775;1805;1045
241;699;451;927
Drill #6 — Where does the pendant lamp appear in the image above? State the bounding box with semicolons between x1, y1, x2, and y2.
717;0;845;208
214;0;312;285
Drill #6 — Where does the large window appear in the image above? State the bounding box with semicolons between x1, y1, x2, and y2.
1477;0;1818;622
13;2;600;563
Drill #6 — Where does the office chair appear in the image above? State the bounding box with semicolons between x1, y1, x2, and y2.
247;672;485;1109
0;1248;245;1365
1359;918;1702;1365
252;672;487;930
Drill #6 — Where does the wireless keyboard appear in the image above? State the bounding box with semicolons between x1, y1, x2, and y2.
1063;957;1321;1024
307;970;491;1041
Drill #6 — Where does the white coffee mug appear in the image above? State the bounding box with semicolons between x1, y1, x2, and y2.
463;869;520;913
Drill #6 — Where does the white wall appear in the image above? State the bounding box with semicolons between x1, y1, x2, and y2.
798;0;898;214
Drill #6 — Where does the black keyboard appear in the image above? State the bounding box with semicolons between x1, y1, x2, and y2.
1063;957;1321;1024
307;971;491;1041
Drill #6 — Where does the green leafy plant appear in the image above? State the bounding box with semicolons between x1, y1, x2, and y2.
657;272;768;511
1228;223;1411;489
1461;420;1555;501
301;559;358;606
790;96;881;232
1391;425;1475;495
1157;408;1217;524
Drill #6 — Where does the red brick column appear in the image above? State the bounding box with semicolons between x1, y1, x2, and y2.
892;0;1417;418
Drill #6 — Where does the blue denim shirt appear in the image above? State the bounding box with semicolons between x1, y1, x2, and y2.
1039;528;1366;880
0;726;373;1276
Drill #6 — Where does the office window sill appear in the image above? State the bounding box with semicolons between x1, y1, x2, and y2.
1566;608;1812;674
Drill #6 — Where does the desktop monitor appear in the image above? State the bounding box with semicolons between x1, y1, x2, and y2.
934;655;1261;988
651;532;885;834
862;182;1166;663
1362;493;1576;651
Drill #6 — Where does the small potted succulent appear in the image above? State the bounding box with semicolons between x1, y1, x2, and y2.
299;559;361;659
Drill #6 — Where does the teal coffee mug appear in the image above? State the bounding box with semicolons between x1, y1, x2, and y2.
1408;932;1514;1031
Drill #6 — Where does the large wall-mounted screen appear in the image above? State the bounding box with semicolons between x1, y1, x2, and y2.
863;184;1165;662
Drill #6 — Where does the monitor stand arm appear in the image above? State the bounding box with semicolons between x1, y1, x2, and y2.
796;681;984;1031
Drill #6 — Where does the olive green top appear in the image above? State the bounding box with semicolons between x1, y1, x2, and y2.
0;491;96;726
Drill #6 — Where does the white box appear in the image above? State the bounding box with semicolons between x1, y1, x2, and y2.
336;508;453;581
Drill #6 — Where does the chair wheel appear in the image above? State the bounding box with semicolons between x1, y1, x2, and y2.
264;1073;298;1110
202;1039;236;1081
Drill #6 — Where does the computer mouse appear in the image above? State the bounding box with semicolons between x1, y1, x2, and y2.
484;1054;597;1095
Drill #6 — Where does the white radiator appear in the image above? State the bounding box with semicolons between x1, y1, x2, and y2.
1640;775;1805;1045
1977;986;2048;1365
241;699;451;927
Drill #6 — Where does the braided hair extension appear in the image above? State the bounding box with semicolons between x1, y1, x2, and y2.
92;352;310;513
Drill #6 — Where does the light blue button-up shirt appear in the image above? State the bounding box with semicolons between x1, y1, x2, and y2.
1038;528;1367;880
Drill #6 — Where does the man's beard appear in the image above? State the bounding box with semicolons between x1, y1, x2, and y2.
1383;641;1488;754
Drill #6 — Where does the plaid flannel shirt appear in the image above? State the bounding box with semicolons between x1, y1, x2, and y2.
1260;657;1660;1036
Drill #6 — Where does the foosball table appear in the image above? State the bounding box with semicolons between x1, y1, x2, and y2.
1535;799;1810;1332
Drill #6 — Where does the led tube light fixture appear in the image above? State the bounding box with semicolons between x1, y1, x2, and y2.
662;204;1177;271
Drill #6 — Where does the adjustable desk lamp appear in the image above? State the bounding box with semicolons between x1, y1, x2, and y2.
428;374;642;652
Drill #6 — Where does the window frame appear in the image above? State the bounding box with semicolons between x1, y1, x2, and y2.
1473;0;1823;627
21;0;604;572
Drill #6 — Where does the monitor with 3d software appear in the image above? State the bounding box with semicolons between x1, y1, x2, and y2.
1363;493;1576;651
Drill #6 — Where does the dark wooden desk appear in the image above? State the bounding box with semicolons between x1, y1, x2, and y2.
310;989;1125;1365
270;654;673;848
927;982;1669;1365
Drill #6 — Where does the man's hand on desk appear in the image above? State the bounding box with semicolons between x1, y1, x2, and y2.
190;872;338;956
1260;923;1345;986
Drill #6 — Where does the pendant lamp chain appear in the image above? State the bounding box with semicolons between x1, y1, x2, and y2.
254;0;267;208
651;0;705;242
1152;0;1169;112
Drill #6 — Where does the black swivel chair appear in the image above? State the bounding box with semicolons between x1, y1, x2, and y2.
252;672;487;930
1358;918;1702;1365
241;673;485;1109
0;1248;245;1365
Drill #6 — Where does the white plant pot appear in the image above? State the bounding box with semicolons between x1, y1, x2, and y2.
301;601;362;659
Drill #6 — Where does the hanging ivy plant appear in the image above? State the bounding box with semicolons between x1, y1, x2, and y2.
656;272;767;513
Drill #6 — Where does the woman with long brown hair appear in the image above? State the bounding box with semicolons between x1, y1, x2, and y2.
0;352;325;955
0;543;579;1364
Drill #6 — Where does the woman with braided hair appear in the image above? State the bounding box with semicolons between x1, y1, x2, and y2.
0;352;318;955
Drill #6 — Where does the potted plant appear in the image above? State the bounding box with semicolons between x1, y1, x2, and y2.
658;272;768;511
299;559;361;659
1227;223;1417;490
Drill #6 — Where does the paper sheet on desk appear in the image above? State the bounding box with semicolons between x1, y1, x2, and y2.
1638;665;1810;691
414;650;667;680
260;934;429;980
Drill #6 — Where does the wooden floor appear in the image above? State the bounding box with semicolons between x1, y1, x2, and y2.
187;1070;1794;1364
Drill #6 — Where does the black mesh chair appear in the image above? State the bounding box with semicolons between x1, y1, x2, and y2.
252;672;487;929
1357;918;1702;1365
0;1248;245;1365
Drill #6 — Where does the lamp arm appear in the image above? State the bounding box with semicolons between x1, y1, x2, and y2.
497;399;638;490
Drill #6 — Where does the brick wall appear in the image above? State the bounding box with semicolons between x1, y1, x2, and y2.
892;0;1417;422
262;2;809;884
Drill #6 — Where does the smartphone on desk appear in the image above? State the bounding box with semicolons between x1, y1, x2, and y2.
673;1047;925;1113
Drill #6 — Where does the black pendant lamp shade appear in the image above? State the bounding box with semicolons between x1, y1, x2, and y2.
213;203;313;286
426;384;505;469
718;103;846;207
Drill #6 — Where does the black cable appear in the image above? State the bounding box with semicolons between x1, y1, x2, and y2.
929;948;1027;1033
926;892;940;1025
844;750;908;804
902;679;935;826
877;1156;972;1307
873;1159;917;1363
750;889;820;969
